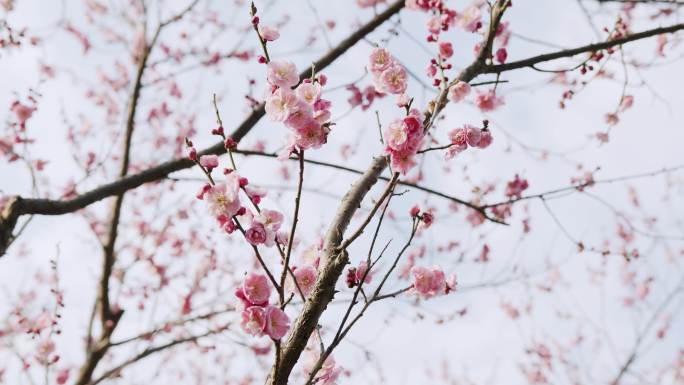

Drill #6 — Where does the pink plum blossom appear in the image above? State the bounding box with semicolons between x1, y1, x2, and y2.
245;222;267;245
258;25;280;41
448;81;471;103
465;124;482;147
367;47;392;73
439;41;454;59
291;265;317;297
296;82;322;105
240;306;267;336
204;173;241;220
478;130;493;148
243;273;271;305
458;5;482;32
475;90;505;112
378;63;408;94
284;99;314;129
264;306;290;339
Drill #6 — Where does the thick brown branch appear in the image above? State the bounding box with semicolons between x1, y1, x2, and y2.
266;2;511;383
485;23;684;74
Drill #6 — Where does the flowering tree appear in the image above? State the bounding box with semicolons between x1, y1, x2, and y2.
2;0;684;384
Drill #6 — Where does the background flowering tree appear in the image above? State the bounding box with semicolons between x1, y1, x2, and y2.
2;0;684;384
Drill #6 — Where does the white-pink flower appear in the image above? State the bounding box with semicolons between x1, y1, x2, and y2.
458;5;482;32
258;25;280;42
199;154;219;169
448;81;471;103
265;88;297;122
267;60;299;88
296;82;322;105
264;306;290;339
368;47;392;73
205;173;241;220
379;63;408;94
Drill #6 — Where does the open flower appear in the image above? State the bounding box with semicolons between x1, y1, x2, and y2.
411;265;448;298
264;306;290;339
291;265;317;297
258;25;280;41
242;273;271;305
205;173;241;220
240;306;267;336
267;60;299;88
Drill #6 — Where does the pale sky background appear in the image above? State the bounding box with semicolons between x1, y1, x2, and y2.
1;1;684;384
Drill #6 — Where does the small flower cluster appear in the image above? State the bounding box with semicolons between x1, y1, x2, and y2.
383;110;425;174
409;205;434;229
368;48;408;95
264;61;333;153
410;265;454;298
236;273;290;340
504;174;529;199
445;122;493;159
346;83;385;110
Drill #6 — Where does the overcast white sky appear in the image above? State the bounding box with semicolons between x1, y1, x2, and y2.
2;1;684;384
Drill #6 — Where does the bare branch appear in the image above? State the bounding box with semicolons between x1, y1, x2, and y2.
485;23;684;74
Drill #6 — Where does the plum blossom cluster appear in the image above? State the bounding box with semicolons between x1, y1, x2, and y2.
192;156;287;249
236;273;290;340
410;265;454;298
383;110;425;174
346;83;385;111
264;60;333;153
368;48;408;95
504;174;529;199
444;122;493;159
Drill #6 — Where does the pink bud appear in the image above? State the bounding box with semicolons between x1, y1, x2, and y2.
187;147;197;161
